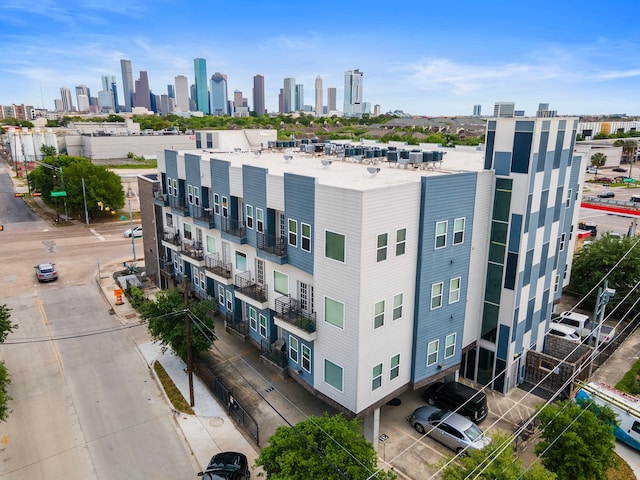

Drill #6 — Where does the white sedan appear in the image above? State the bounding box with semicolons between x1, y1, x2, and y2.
123;226;143;238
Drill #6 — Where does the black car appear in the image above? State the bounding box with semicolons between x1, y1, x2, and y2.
597;191;615;198
613;167;627;173
423;381;488;423
198;452;250;479
578;222;598;237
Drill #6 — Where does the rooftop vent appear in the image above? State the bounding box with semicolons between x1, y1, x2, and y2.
252;150;261;157
234;147;242;153
283;155;293;163
367;167;381;177
321;160;332;169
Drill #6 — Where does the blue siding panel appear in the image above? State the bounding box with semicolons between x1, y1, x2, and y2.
284;173;315;275
242;165;268;249
497;325;510;361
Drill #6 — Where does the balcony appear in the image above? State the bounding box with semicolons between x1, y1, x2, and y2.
204;255;234;285
234;271;268;308
193;205;215;229
220;217;246;244
169;195;190;216
273;295;317;342
159;257;174;276
162;230;182;250
153;190;169;206
257;233;288;264
181;240;205;265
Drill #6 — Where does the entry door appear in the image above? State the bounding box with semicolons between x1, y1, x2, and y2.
298;282;314;313
222;241;231;265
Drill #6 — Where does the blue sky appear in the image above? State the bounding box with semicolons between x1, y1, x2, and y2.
1;0;639;117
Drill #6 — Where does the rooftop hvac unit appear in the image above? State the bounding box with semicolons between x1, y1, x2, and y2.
321;160;332;168
367;167;380;177
283;155;293;163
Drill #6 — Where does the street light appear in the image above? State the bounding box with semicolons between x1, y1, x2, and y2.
588;281;616;378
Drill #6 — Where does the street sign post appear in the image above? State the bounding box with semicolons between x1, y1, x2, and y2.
50;191;67;197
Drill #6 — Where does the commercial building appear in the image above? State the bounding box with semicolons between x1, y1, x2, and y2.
60;87;74;112
210;73;229;116
175;75;190;112
145;116;581;442
194;58;210;115
133;71;152;111
283;78;295;113
343;69;363;117
120;59;134;112
252;75;265;116
315;76;323;117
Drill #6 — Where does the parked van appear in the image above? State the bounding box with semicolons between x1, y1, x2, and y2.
423;381;488;423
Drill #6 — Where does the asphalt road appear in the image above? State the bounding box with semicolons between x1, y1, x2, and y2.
0;161;198;479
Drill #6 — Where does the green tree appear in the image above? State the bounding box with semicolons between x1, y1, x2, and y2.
140;288;216;359
613;139;638;164
569;234;640;312
40;144;57;157
590;152;607;176
535;401;616;480
0;305;17;421
443;433;555;480
255;413;396;479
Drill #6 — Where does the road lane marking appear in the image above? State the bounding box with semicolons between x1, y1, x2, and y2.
90;228;106;241
36;297;64;371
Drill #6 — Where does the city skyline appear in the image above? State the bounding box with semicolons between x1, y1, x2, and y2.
1;1;640;116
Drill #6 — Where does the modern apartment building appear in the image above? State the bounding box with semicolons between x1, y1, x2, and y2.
146;116;581;440
194;58;210;115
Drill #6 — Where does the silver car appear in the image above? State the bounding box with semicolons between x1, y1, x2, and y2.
408;406;490;454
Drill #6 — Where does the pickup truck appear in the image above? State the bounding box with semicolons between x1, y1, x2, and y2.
551;311;616;344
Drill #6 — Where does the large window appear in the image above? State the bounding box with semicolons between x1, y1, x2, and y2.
376;233;388;262
194;187;199;206
435;221;447;249
324;359;343;392
218;285;225;306
259;314;267;338
301;223;311;252
374;300;385;329
427;340;439;366
206;235;217;255
183;223;192;240
273;271;289;295
246;205;254;229
453;218;465;245
445;333;456;359
324;296;344;329
301;344;311;373
393;293;403;320
325;231;345;262
288;219;298;247
449;277;461;304
396;228;406;256
213;194;220;214
249;307;257;330
221;196;228;217
256;208;264;233
289;336;298;363
188;185;194;204
390;354;400;380
431;282;443;309
225;290;233;311
372;363;383;390
235;252;247;272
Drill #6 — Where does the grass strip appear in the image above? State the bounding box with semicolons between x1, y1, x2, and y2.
153;360;195;415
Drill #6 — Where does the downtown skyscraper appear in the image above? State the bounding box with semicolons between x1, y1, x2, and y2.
174;75;190;112
343;69;363;117
252;74;265;116
315;75;323;117
133;71;151;110
60;86;74;112
193;58;210;114
120;59;134;112
210;72;228;115
283;77;295;113
327;87;337;112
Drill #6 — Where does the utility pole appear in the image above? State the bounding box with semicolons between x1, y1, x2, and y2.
588;281;616;378
82;178;89;225
184;279;194;407
128;198;136;261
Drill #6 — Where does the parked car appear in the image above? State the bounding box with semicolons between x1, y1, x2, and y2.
631;195;640;203
407;406;490;454
34;263;58;282
586;166;599;174
197;452;250;479
598;177;614;183
597;190;615;198
123;226;143;238
423;381;488;422
578;222;598;237
614;176;632;183
552;311;616;344
548;323;581;343
613;167;627;173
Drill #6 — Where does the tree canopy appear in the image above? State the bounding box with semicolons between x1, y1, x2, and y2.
255;413;396;480
442;432;555;480
140;288;216;359
0;305;17;422
569;234;640;313
535;400;616;480
28;155;125;218
590;152;607;169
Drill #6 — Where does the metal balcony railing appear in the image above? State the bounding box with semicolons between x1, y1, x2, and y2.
159;257;174;275
234;271;268;303
182;240;204;261
169;195;190;215
163;230;181;247
220;217;246;241
274;295;316;332
193;205;214;227
257;233;287;258
204;255;232;279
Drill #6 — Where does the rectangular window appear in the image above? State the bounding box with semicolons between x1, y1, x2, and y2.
165;212;173;227
289;336;298;363
194;187;200;206
288;219;298;247
167;177;173;196
372;363;383;390
273;270;289;295
427;340;439;367
256;259;265;285
431;282;443;309
445;333;456;359
213;194;220;215
246;205;254;229
376;233;388;262
301;344;311;373
435;221;447;249
222;196;228;217
393;293;403;320
390;354;400;380
218;285;225;306
206;235;217;255
188;185;194;204
235;252;247;272
226;290;232;311
324;359;343;392
256;208;264;233
324;296;344;329
566;189;572;208
374;300;385;329
249;307;257;330
449;277;461;304
560;233;566;251
301;223;311;252
259;314;267;338
172;179;177;197
554;274;560;293
325;231;345;262
396;228;406;256
199;271;205;288
183;223;192;240
453;218;465;245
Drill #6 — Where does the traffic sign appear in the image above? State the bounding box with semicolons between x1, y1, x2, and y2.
624;178;635;183
120;215;126;221
50;191;67;197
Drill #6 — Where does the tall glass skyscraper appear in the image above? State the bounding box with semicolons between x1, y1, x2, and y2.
120;59;134;112
295;84;304;112
253;74;265;116
193;58;210;114
315;76;323;117
327;87;337;112
175;75;190;112
343;69;363;117
60;87;74;112
210;72;228;115
283;77;295;113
